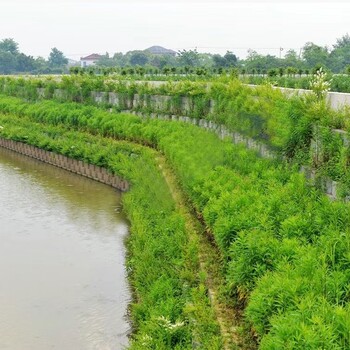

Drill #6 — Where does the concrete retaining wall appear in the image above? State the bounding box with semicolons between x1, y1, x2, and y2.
3;85;348;199
126;109;344;200
112;81;350;111
0;138;129;192
90;91;203;115
327;91;350;110
248;85;350;110
300;165;339;200
125;110;276;159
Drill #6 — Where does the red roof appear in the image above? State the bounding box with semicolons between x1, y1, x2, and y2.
80;53;102;60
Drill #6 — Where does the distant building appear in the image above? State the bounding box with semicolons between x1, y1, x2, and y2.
80;54;103;68
144;46;177;56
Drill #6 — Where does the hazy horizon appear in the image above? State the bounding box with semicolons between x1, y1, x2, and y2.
1;0;349;60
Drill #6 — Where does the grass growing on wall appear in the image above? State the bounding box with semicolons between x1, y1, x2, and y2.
3;74;350;195
1;97;350;348
0;75;320;153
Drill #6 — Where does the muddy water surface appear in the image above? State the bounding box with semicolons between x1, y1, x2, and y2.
0;148;130;350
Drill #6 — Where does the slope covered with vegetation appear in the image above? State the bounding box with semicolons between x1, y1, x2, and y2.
1;93;350;348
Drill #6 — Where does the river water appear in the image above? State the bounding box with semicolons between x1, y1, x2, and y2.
0;147;130;350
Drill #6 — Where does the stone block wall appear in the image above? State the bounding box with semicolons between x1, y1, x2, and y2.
127;111;276;159
0;138;129;192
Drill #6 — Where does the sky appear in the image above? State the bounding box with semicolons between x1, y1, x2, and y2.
0;0;350;61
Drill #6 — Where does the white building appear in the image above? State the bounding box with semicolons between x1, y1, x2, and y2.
80;54;102;68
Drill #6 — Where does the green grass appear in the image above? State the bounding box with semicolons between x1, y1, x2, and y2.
0;113;222;349
1;94;350;349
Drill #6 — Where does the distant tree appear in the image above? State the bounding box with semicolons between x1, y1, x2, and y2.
244;49;280;72
334;33;350;49
267;68;278;77
113;52;128;66
149;54;175;69
198;53;213;67
284;49;302;68
229;68;238;78
286;67;293;76
178;49;200;67
96;52;116;67
224;51;237;67
0;38;20;73
0;38;19;55
245;50;265;72
0;51;16;73
329;34;350;72
135;66;145;75
302;42;329;69
212;54;226;68
16;53;36;72
129;51;149;66
48;47;68;67
34;56;49;72
162;66;171;75
311;63;330;75
70;66;81;75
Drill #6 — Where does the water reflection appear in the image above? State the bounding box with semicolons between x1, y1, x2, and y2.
0;147;130;350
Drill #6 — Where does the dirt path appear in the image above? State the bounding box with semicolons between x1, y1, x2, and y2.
156;156;247;350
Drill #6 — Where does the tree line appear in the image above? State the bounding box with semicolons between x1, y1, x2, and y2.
0;39;68;74
1;34;350;75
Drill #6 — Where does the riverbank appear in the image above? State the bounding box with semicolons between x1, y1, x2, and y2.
0;112;225;348
2;94;350;348
0;146;130;349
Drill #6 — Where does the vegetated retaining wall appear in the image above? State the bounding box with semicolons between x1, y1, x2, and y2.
91;91;213;116
300;165;339;200
128;109;341;200
91;90;276;159
5;86;349;199
89;80;350;111
93;80;350;111
42;88;347;199
37;88;276;159
129;109;276;159
0;138;129;192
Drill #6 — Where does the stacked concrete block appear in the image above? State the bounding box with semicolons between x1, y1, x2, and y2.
209;99;215;114
108;92;119;106
332;129;350;147
181;97;192;114
0;138;129;192
53;89;65;100
37;88;45;99
92;91;108;104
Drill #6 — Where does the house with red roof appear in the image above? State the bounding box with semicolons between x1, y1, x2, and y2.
80;53;103;68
